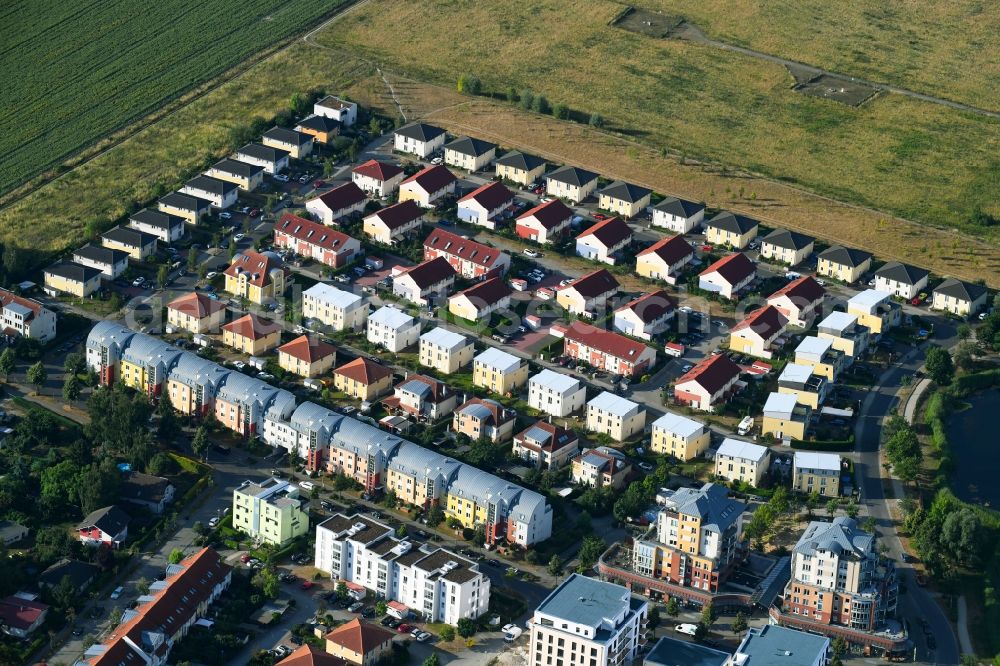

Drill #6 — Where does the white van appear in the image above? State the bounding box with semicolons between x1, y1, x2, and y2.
737;415;754;436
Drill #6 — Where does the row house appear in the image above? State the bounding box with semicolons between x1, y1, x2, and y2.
363;199;424;245
778;362;829;410
651;196;705;233
762;391;812;441
795;336;846;382
561;321;657;377
515;198;573;244
399;165;456;208
575;216;632;265
352;159;405;198
305;182;368;225
167;353;231;417
274;213;362;268
423;227;511;278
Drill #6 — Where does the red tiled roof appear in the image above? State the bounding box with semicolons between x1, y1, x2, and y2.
278;645;348;666
676;354;742;394
402;164;456;193
515;421;578;453
223;249;283;287
578;216;632;248
700;252;755;285
0;596;48;631
517;199;573;230
276;213;358;252
458;181;514;209
352;159;403;182
423;228;505;268
278;335;336;363
399;256;456;289
314;182;367;212
324;618;395;656
452;277;511;308
334;357;393;384
565;269;619;299
367;200;423;230
731;305;788;339
0;288;44;317
563;321;652;361
166;291;226;318
768;275;825;304
222;313;281;340
616;290;675;324
456;398;512;425
637;234;694;266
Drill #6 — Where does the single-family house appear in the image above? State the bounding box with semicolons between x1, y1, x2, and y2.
352;159;405;198
367;305;420;352
714;438;770;487
613;290;675;341
157;191;210;224
778;362;828;409
444;136;497;172
39;559;99;593
393;122;447;158
72;244;128;279
545;166;598;203
333;357;394;401
223;249;286;304
847;289;901;336
635;234;695;283
704;212;759;249
101;226;157;260
513;421;580;470
767;275;826;328
817;311;869;360
932;278;988;317
816;246;873;284
448;277;511;321
0;596;48;638
528;369;586;417
206;158;265;192
562;321;657;377
728;305;788;359
262;126;313;158
650;412;711;461
305;182;368;225
473;347;528;394
575;216;632;265
572;447;632;489
453;398;515;443
128;208;186;243
277;645;348;666
698;252;756;300
314;95;358;126
324;618;395;666
651;196;705;233
586;391;645;442
674;354;742;412
0;521;28;546
302;282;368;331
78;505;130;547
0;290;56;342
120;471;175;515
166;292;227;334
597;181;652;219
515;199;573;244
392;256;456;306
222;313;282;356
233;142;289;174
419;327;474;374
875;262;930;300
759;229;815;266
180;175;238;209
495;151;546;186
363;200;425;245
295;114;341;144
423;227;510;278
456;181;514;230
555;268;619;316
278;335;337;378
43;261;102;298
794;336;845;381
793;452;842;496
398;165;457;208
762;391;811;440
274;213;362;268
387;374;457;420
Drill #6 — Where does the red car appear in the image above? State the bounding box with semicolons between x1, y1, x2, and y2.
592;213;609;221
301;580;315;590
313;180;325;188
240;553;251;564
249;208;261;218
397;623;413;633
533;186;544;194
700;244;713;252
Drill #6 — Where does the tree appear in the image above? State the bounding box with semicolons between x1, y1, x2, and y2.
701;601;717;627
109;606;123;629
0;347;14;382
648;606;661;629
665;597;679;617
63;374;82;402
731;611;748;635
547;554;563;576
862;516;877;534
831;636;847;660
957;323;971;340
422;655;441;666
456;617;476;638
157;392;180;442
375;600;388;616
925;346;954;385
252;567;280;599
506;86;518;102
64;352;86;376
532;94;550;114
168;548;185;564
187;247;199;271
844;499;860;519
826;497;840;517
693;622;707;641
157;264;170;288
941;508;985;566
191;426;209;460
613;482;650;522
588;113;605;128
26;360;46;394
805;491;820;518
577;536;606;571
519;89;534;111
52;574;78;610
552;103;568;120
136;577;150;595
953;341;976;370
439;625;456;642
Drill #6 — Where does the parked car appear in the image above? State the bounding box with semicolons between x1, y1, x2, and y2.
349;601;364;612
220;211;232;220
675;623;699;636
299;481;315;491
274;174;290;183
397;623;413;633
523;249;540;258
249;208;261;217
110;586;124;600
131;277;145;287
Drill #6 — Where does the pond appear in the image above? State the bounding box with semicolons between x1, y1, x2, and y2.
946;389;1000;507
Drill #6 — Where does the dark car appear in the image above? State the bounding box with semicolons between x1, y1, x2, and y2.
213;444;231;455
361;607;376;618
486;558;502;568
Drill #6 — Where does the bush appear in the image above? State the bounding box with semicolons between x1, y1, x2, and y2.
439;625;456;642
588;113;605;128
790;436;855;451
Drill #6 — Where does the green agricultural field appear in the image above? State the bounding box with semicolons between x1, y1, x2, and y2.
0;0;346;196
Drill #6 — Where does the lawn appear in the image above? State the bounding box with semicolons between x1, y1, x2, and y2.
0;0;348;198
314;1;1000;244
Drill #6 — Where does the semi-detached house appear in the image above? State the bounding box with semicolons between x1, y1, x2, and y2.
759;229;815;266
817;246;873;284
698;252;756;300
294;114;341;145
515;198;573;244
674;353;742;412
456;181;514;230
575;216;632;265
728;305;788;359
448;277;511;321
495;150;546;186
232;142;289;175
305;183;368;225
128;208;185;243
932;278;988;317
874;262;929;300
180;175;238;209
0;289;56;343
363;200;425;245
205;158;264;192
262;126;313;159
704;211;759;249
561;320;657;377
767;275;826;328
423;228;511;279
651;196;705;233
555;268;619;316
157;191;209;224
274;212;361;268
613;290;675;341
101;226;157;261
44;261;103;298
393;122;447;158
635;234;695;283
444;136;497;172
399;165;457;208
352;159;405;198
392;256;456;306
545;165;598;203
597;180;651;219
73;244;128;279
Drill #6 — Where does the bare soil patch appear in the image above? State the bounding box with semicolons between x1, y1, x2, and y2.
793;72;878;107
612;6;682;38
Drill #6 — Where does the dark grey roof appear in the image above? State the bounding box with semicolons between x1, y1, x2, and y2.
264;126;312;147
598;180;651;203
45;261;102;283
73;244;128;266
236;142;290;163
159;192;208;213
78;505;130;535
646;637;730;666
211;158;264;178
546;165;598;187
296;114;342;133
653;196;704;218
185;175;237;196
130;208;184;231
762;228;814;251
39;559;100;590
875;261;929;286
933;278;987;303
663;483;745;534
395;122;446;142
706;211;758;234
102;226;157;249
494;151;545;171
444;135;496;157
818;245;871;268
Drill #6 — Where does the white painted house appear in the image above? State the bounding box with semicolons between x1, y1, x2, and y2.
367;305;420;352
528;369;586;417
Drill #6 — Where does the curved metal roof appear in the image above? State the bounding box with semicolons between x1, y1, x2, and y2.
332;416;405;459
216;371;282;408
87;321;135;351
390;442;460;482
121;334;183;369
289;401;343;439
170;352;230;390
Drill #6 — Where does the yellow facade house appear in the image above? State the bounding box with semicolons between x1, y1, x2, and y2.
472;347;528;395
223;249;286;305
762;392;810;440
650;412;712;462
816;246;873;284
332;357;394;401
792;451;842;497
166;292;227;334
232;478;309;546
704;212;759;250
277;335;337;378
495;151;546;186
221;314;282;356
43;262;102;298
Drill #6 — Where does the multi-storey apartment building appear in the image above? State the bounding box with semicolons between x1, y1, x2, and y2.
650;411;711;461
302;282;368;332
0;288;57;343
528;369;586;417
232;478;309;545
419;327;474;374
